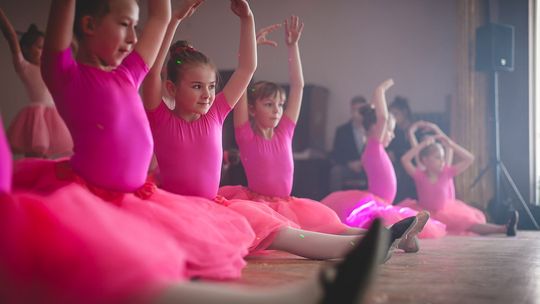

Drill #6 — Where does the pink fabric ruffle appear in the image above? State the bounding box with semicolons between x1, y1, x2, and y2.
8;104;73;156
321;190;447;238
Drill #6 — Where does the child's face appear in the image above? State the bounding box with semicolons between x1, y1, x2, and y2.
25;36;44;65
382;116;396;148
90;0;139;67
250;93;286;129
171;64;216;118
422;145;445;173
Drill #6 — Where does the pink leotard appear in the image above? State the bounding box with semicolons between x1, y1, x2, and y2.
361;137;397;203
413;166;457;212
41;48;152;192
14;53;54;106
235;116;295;197
147;93;231;199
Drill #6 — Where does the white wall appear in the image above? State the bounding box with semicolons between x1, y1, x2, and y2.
0;0;457;151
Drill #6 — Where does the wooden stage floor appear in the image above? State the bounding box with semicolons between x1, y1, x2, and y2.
230;231;540;304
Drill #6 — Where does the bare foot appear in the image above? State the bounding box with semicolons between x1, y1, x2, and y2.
397;211;430;253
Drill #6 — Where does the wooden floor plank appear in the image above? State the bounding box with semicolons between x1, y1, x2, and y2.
228;231;540;304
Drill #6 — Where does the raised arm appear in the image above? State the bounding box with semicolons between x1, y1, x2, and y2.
437;135;474;175
370;78;394;141
222;0;257;108
416;121;454;164
43;0;76;53
0;9;22;60
408;120;424;147
133;0;171;68
233;22;281;127
401;136;434;177
283;15;305;123
141;0;203;111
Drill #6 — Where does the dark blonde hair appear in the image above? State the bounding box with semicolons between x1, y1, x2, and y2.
419;142;444;162
166;40;217;84
74;0;110;40
247;81;286;106
359;105;376;131
19;24;44;61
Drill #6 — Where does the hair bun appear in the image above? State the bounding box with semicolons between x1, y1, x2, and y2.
27;24;40;33
169;40;196;58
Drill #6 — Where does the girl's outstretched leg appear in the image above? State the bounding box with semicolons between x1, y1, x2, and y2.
468;223;507;235
155;219;388;304
268;216;415;261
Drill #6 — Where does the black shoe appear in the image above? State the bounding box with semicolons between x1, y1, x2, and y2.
319;218;388;304
506;210;519;237
384;216;418;261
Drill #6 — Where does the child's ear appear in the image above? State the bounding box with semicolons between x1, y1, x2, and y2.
81;16;97;35
248;104;256;117
165;80;176;97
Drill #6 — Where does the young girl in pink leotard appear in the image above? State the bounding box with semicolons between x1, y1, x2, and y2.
5;1;391;303
0;9;72;158
143;8;416;262
13;0;259;281
1;106;386;304
400;132;519;236
219;17;357;235
322;79;447;251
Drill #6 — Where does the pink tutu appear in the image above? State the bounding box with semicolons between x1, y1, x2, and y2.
13;158;255;280
7;104;73;157
0;188;186;304
219;186;349;237
321;190;447;239
215;193;299;252
398;198;486;235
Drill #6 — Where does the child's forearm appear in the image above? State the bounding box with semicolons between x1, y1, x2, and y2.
288;43;304;90
0;9;20;55
408;127;419;146
373;86;389;121
45;0;76;52
147;0;172;25
449;141;474;162
237;15;257;76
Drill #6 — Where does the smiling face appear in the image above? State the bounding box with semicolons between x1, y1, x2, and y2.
168;64;217;121
83;0;139;68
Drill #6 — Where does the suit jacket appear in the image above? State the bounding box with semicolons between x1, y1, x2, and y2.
330;121;363;165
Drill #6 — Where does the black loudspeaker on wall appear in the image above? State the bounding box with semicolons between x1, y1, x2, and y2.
475;23;515;72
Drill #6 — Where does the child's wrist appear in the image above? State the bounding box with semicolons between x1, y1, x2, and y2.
239;12;254;21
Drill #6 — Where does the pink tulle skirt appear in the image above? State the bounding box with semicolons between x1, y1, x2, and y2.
398;199;486;235
321;190;447;239
7;104;73;156
0;189;186;304
13;158;255;281
218;186;350;241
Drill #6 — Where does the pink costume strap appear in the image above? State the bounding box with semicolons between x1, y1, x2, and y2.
54;160;157;205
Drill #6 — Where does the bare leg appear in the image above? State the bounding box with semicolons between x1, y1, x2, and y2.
155;220;388;304
268;227;362;259
340;226;367;235
467;223;506;235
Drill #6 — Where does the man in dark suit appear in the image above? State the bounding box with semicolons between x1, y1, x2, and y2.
329;96;369;191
